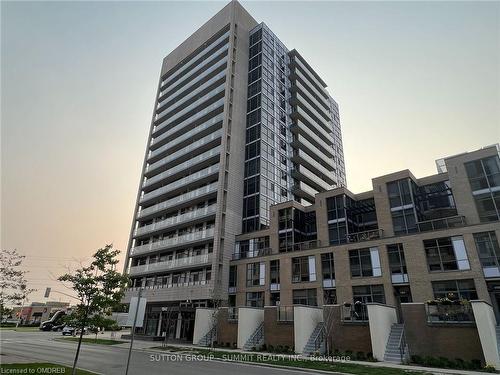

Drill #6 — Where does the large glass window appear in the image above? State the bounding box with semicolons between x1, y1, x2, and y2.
321;253;335;288
387;243;408;283
465;155;500;222
246;262;265;287
387;179;418;234
292;288;317;306
270;259;280;287
349;248;382;278
424;236;470;272
229;265;237;288
352;284;385;304
292;256;316;283
327;196;347;245
432;279;478;300
474;231;500;277
246;292;264;307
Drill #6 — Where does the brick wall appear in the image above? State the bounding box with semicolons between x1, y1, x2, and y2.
264;307;294;349
217;308;238;347
402;303;485;363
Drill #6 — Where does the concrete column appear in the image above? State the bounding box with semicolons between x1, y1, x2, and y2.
237;307;264;349
366;303;398;361
294;306;323;354
192;308;215;345
471;300;500;369
175;313;182;339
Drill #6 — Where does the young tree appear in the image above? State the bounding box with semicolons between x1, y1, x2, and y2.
58;244;129;375
0;249;35;321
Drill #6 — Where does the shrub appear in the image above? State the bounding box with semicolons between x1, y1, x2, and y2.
276;345;283;353
284;345;290;353
267;345;274;353
261;344;267;352
470;359;482;370
232;342;237;349
356;352;366;361
483;364;496;373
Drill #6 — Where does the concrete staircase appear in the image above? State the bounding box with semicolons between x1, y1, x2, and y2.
303;322;326;356
243;322;264;350
198;325;217;347
384;323;407;363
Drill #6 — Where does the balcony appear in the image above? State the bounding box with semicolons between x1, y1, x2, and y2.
153;97;224;137
289;54;329;99
292;181;318;202
130;228;215;256
291;166;332;193
144;147;221;190
146;130;222;175
416;216;466;233
277;306;294;322
289;60;329;107
160;31;229;90
228;307;238;321
137;183;218;219
292;134;335;172
128;253;212;276
341;302;368;323
155;84;225;125
426;302;474;324
347;229;383;243
291;81;331;122
158;71;226;117
232;247;272;260
149;115;223;160
134;205;217;238
279;239;321;253
290;120;333;158
140;164;219;204
291;149;335;185
291;106;334;146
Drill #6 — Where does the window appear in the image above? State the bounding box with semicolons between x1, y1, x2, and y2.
432;279;478;300
353;284;385;304
246;262;265;287
465;155;500;222
424;236;470;272
293;288;317;306
323;289;337;305
327;196;347;245
474;231;500;277
292;256;316;283
270;259;280;287
387;243;408;283
349;248;382;277
387;179;418;234
246;292;264;307
270;292;280;306
321;253;335;288
229;265;237;288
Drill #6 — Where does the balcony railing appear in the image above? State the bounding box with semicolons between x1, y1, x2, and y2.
232;247;272;260
416;216;466;233
128;279;210;292
137;182;218;219
347;229;383;243
134;205;217;237
130;228;215;256
426;302;474;323
341;302;368;323
128;253;212;276
279;239;321;253
277;306;294;322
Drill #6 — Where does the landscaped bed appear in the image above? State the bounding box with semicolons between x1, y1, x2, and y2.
57;337;126;345
0;363;98;375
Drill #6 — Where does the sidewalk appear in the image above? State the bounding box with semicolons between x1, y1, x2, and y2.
127;341;490;375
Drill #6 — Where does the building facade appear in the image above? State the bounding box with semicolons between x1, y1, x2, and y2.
123;1;345;340
230;145;500;321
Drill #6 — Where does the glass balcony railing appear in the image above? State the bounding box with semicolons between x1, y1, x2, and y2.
153;98;224;136
347;229;383;243
295;93;331;132
426;302;474;323
292;149;334;184
292;181;319;200
144;147;221;188
160;32;229;89
293;80;331;121
416;216;466;232
128;253;213;276
293;134;335;171
277;306;294;322
291;120;333;157
158;59;227;109
137;182;218;219
140;164;219;203
291;166;332;192
292;106;334;145
146;130;222;174
149;115;223;160
134;205;217;237
290;55;329;98
232;247;272;260
279;239;321;253
291;67;330;109
130;228;215;256
155;84;225;124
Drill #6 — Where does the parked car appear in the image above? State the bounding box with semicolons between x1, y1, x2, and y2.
52;323;66;332
62;326;75;336
39;310;65;331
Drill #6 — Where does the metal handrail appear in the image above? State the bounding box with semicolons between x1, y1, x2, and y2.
398;323;407;363
347;229;383;243
416;215;466;232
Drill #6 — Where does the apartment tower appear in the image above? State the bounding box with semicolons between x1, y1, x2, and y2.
123;1;345;339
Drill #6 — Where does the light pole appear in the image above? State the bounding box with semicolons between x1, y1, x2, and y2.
125;287;142;375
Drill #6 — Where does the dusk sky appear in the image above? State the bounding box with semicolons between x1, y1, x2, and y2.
2;0;499;302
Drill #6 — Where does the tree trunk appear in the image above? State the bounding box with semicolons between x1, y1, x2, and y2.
72;324;85;375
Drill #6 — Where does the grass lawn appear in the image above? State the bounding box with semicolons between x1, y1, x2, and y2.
57;337;126;345
0;363;98;375
0;326;40;332
153;347;433;375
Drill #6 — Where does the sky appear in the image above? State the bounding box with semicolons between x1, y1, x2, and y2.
1;0;499;303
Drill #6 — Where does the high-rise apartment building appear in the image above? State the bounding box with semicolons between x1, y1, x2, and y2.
123;1;345;339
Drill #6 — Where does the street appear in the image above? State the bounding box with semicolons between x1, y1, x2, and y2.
0;330;313;375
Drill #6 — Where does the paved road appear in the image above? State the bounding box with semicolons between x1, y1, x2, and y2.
0;330;312;375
